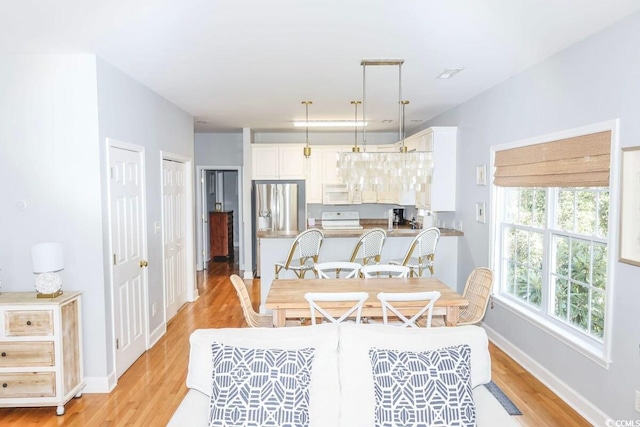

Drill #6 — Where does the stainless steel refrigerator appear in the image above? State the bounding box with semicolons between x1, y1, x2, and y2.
252;182;302;276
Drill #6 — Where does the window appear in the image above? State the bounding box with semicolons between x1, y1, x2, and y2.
492;125;613;361
499;187;609;341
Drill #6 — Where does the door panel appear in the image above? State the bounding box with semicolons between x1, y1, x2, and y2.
109;145;147;378
163;159;187;322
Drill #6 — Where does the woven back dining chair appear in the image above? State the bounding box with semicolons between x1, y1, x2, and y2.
348;228;387;266
389;227;440;277
274;228;324;279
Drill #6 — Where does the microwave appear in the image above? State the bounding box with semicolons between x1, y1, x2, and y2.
322;184;351;205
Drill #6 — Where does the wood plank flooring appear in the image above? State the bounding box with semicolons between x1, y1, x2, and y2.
0;259;590;426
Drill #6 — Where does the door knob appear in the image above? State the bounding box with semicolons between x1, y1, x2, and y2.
139;260;149;267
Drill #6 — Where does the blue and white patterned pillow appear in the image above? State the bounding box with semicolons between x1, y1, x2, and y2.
369;345;476;427
209;342;315;427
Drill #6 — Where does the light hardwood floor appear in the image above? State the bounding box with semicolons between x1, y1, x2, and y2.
0;259;590;426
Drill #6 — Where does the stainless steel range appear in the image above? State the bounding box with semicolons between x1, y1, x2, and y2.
321;211;363;230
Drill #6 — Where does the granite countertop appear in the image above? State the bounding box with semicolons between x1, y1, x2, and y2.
257;225;463;239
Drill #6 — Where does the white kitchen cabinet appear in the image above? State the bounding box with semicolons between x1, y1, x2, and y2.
305;146;345;204
414;127;457;211
0;292;83;416
251;144;306;180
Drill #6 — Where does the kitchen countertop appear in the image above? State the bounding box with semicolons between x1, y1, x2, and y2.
257;226;463;239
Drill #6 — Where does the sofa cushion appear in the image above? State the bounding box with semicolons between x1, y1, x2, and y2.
186;324;340;427
338;323;491;427
208;343;315;427
369;345;475;427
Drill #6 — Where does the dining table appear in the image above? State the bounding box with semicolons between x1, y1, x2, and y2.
264;277;469;327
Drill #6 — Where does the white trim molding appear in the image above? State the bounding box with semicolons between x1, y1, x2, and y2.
83;371;117;394
483;323;612;426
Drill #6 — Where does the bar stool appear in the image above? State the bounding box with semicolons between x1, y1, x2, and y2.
274;229;324;279
389;227;440;277
349;228;387;266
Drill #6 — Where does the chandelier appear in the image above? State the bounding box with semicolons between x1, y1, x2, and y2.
337;60;431;194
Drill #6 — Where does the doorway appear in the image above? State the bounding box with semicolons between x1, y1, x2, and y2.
196;166;243;271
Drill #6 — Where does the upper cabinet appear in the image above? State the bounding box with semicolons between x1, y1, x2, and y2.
413;127;457;211
252;144;306;180
305;146;345;204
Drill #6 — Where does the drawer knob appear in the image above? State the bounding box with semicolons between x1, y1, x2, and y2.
2;383;6;388
1;352;5;357
26;321;32;326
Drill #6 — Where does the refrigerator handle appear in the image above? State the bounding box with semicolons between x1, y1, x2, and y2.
275;185;281;230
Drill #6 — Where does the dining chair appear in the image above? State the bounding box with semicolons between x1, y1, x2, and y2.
434;267;494;328
229;274;300;327
304;292;369;325
314;261;362;279
377;291;441;328
360;264;410;278
348;228;387;266
389;227;440;277
274;228;324;279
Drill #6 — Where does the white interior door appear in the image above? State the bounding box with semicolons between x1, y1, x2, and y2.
109;145;148;378
163;159;187;321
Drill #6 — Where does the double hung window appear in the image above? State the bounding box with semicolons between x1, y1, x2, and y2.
492;128;612;361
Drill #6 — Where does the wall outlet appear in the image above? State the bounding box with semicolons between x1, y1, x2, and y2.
152;303;157;316
635;390;640;414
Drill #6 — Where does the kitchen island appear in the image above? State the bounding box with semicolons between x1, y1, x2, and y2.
256;227;463;313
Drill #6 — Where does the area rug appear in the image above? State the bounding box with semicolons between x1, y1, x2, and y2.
484;381;523;415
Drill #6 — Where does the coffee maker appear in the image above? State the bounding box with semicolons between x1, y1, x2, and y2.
392;208;406;225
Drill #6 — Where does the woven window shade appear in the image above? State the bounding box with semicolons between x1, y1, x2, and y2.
494;131;611;187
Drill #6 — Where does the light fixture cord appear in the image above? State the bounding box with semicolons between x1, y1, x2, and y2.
398;63;403;148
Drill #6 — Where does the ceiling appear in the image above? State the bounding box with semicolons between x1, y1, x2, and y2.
2;1;639;133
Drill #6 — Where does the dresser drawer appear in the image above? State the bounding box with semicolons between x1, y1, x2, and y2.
5;310;53;336
0;342;55;367
0;372;55;398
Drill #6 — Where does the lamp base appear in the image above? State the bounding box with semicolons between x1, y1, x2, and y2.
37;289;64;299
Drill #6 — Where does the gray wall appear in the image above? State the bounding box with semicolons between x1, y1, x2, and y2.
96;57;194;377
0;54;106;379
419;11;640;421
0;54;194;388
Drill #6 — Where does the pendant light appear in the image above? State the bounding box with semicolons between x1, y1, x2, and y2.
400;100;409;152
337;59;430;194
302;101;312;158
350;100;362;152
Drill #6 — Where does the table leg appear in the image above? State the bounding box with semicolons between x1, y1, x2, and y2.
444;307;460;326
272;309;286;327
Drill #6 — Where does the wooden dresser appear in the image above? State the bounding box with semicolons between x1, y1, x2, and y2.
0;292;83;415
209;211;234;260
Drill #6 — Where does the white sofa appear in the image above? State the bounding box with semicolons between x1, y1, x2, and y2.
168;323;518;426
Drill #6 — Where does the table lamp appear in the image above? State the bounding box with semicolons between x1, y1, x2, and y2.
31;242;64;298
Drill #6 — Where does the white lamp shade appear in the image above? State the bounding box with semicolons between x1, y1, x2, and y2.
31;242;64;273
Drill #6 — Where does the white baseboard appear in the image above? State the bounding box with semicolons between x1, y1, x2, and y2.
148;323;166;348
83;371;116;393
482;323;611;426
243;270;254;280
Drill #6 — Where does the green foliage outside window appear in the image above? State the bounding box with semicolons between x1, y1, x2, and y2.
501;187;608;341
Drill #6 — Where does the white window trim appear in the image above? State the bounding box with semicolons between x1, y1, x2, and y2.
489;119;620;369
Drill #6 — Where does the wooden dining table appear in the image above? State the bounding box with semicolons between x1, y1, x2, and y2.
264;277;469;327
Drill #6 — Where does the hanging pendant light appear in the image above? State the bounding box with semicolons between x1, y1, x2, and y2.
302;101;312;158
350;100;362;153
400;100;409;152
337;59;430;194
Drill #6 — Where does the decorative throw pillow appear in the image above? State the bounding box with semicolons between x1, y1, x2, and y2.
369;345;476;427
209;342;315;427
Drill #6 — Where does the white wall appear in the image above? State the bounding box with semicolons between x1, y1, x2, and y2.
418;11;640;421
0;55;106;378
95;57;194;376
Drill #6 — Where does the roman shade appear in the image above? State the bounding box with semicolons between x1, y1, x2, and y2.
493;130;611;187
